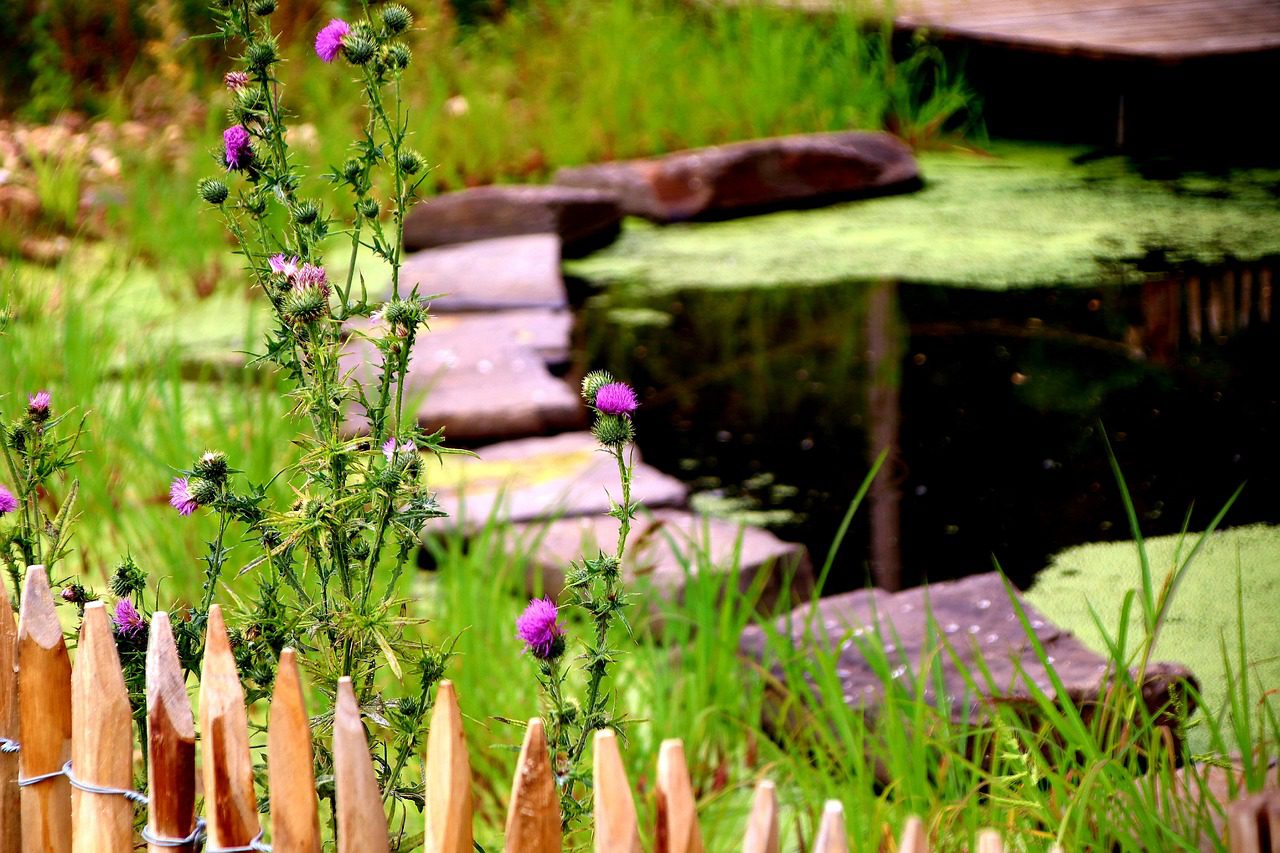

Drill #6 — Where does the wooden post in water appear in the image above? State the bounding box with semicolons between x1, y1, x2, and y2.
333;677;389;853
656;739;702;853
17;565;72;853
269;649;321;853
865;280;903;590
741;780;779;853
146;612;196;853
503;718;560;853
592;729;640;853
71;603;133;852
0;592;20;853
812;800;847;853
424;680;472;853
199;605;260;850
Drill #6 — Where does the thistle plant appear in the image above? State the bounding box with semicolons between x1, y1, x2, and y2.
519;370;642;827
160;0;454;817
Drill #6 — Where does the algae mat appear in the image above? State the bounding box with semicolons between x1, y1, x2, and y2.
566;144;1280;292
1027;524;1280;753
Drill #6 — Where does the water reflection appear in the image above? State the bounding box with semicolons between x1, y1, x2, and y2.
579;260;1279;591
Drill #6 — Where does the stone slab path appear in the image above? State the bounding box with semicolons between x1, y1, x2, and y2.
390;234;567;312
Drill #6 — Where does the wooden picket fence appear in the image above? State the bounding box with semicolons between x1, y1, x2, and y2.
0;564;1276;852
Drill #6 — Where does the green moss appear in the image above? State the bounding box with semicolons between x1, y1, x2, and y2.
1026;524;1280;752
565;143;1280;292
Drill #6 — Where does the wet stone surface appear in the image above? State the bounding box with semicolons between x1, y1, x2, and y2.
390;234;567;312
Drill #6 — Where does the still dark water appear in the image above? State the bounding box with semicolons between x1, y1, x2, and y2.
579;262;1280;592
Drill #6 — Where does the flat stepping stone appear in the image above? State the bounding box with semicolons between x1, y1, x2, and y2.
427;432;688;530
391;234;567;312
510;508;813;611
740;572;1197;728
402;184;622;258
554;131;919;223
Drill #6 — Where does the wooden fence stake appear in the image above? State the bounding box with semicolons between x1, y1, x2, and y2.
71;602;133;852
975;829;1004;853
656;739;703;853
0;591;20;853
198;605;259;849
812;800;847;853
333;677;389;853
146;612;196;853
742;780;779;853
899;816;928;853
503;718;560;853
269;649;321;853
592;729;640;853
1226;790;1280;853
424;680;472;853
17;565;72;853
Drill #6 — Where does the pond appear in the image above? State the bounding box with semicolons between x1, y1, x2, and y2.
579;260;1280;592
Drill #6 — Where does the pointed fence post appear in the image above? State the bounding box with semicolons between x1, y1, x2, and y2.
503;718;560;853
71;602;134;852
269;649;321;853
424;680;472;853
17;565;72;853
333;677;390;853
656;739;703;853
741;780;778;853
199;605;260;850
898;816;929;853
592;729;640;853
0;591;20;853
1226;791;1280;853
975;829;1004;853
812;800;847;853
146;612;196;853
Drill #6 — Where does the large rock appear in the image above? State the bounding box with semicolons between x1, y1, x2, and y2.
403;185;623;258
428;432;688;530
554;131;920;223
740;572;1197;729
341;311;582;442
392;234;567;312
511;508;813;611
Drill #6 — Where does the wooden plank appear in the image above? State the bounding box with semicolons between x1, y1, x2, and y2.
268;649;321;853
333;677;389;853
656;739;703;853
812;800;847;853
1225;789;1280;853
503;718;561;853
17;565;72;853
71;602;133;852
198;605;260;850
146;612;196;853
975;829;1005;853
741;780;779;853
899;815;929;853
0;591;20;853
592;729;640;853
424;681;472;853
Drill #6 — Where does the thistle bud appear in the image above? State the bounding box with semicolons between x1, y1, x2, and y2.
357;196;380;220
245;39;278;72
381;4;413;34
382;297;425;331
283;287;329;324
244;191;268;218
198;177;229;205
592;413;634;447
342;157;363;185
293;200;320;225
251;0;276;15
188;476;220;506
343;31;376;66
110;556;148;597
397;149;426;175
385;42;411;71
580;370;614;403
194;450;230;484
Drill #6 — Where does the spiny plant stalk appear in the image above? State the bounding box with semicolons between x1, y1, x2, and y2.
517;370;643;828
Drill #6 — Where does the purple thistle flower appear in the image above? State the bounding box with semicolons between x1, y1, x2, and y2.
111;599;147;640
28;390;51;419
315;19;350;63
169;477;199;516
516;598;565;659
594;382;638;416
0;485;17;515
269;254;299;278
293;263;329;296
224;71;250;92
223;125;253;170
381;437;417;461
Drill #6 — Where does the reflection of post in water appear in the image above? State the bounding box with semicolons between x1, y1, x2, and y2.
1140;261;1277;363
865;280;903;591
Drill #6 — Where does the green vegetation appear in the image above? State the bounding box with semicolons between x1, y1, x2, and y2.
567;143;1280;292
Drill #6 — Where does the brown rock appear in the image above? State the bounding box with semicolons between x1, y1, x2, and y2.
392;234;567;313
554;131;920;222
403;185;622;258
510;508;813;611
428;432;687;530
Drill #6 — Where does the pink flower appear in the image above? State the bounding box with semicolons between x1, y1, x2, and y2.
269;254;299;277
315;19;350;63
223;125;253;170
293;263;329;296
27;390;51;420
516;598;565;659
169;477;199;516
381;437;417;461
111;599;147;640
594;382;638;416
0;485;17;515
224;71;250;92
